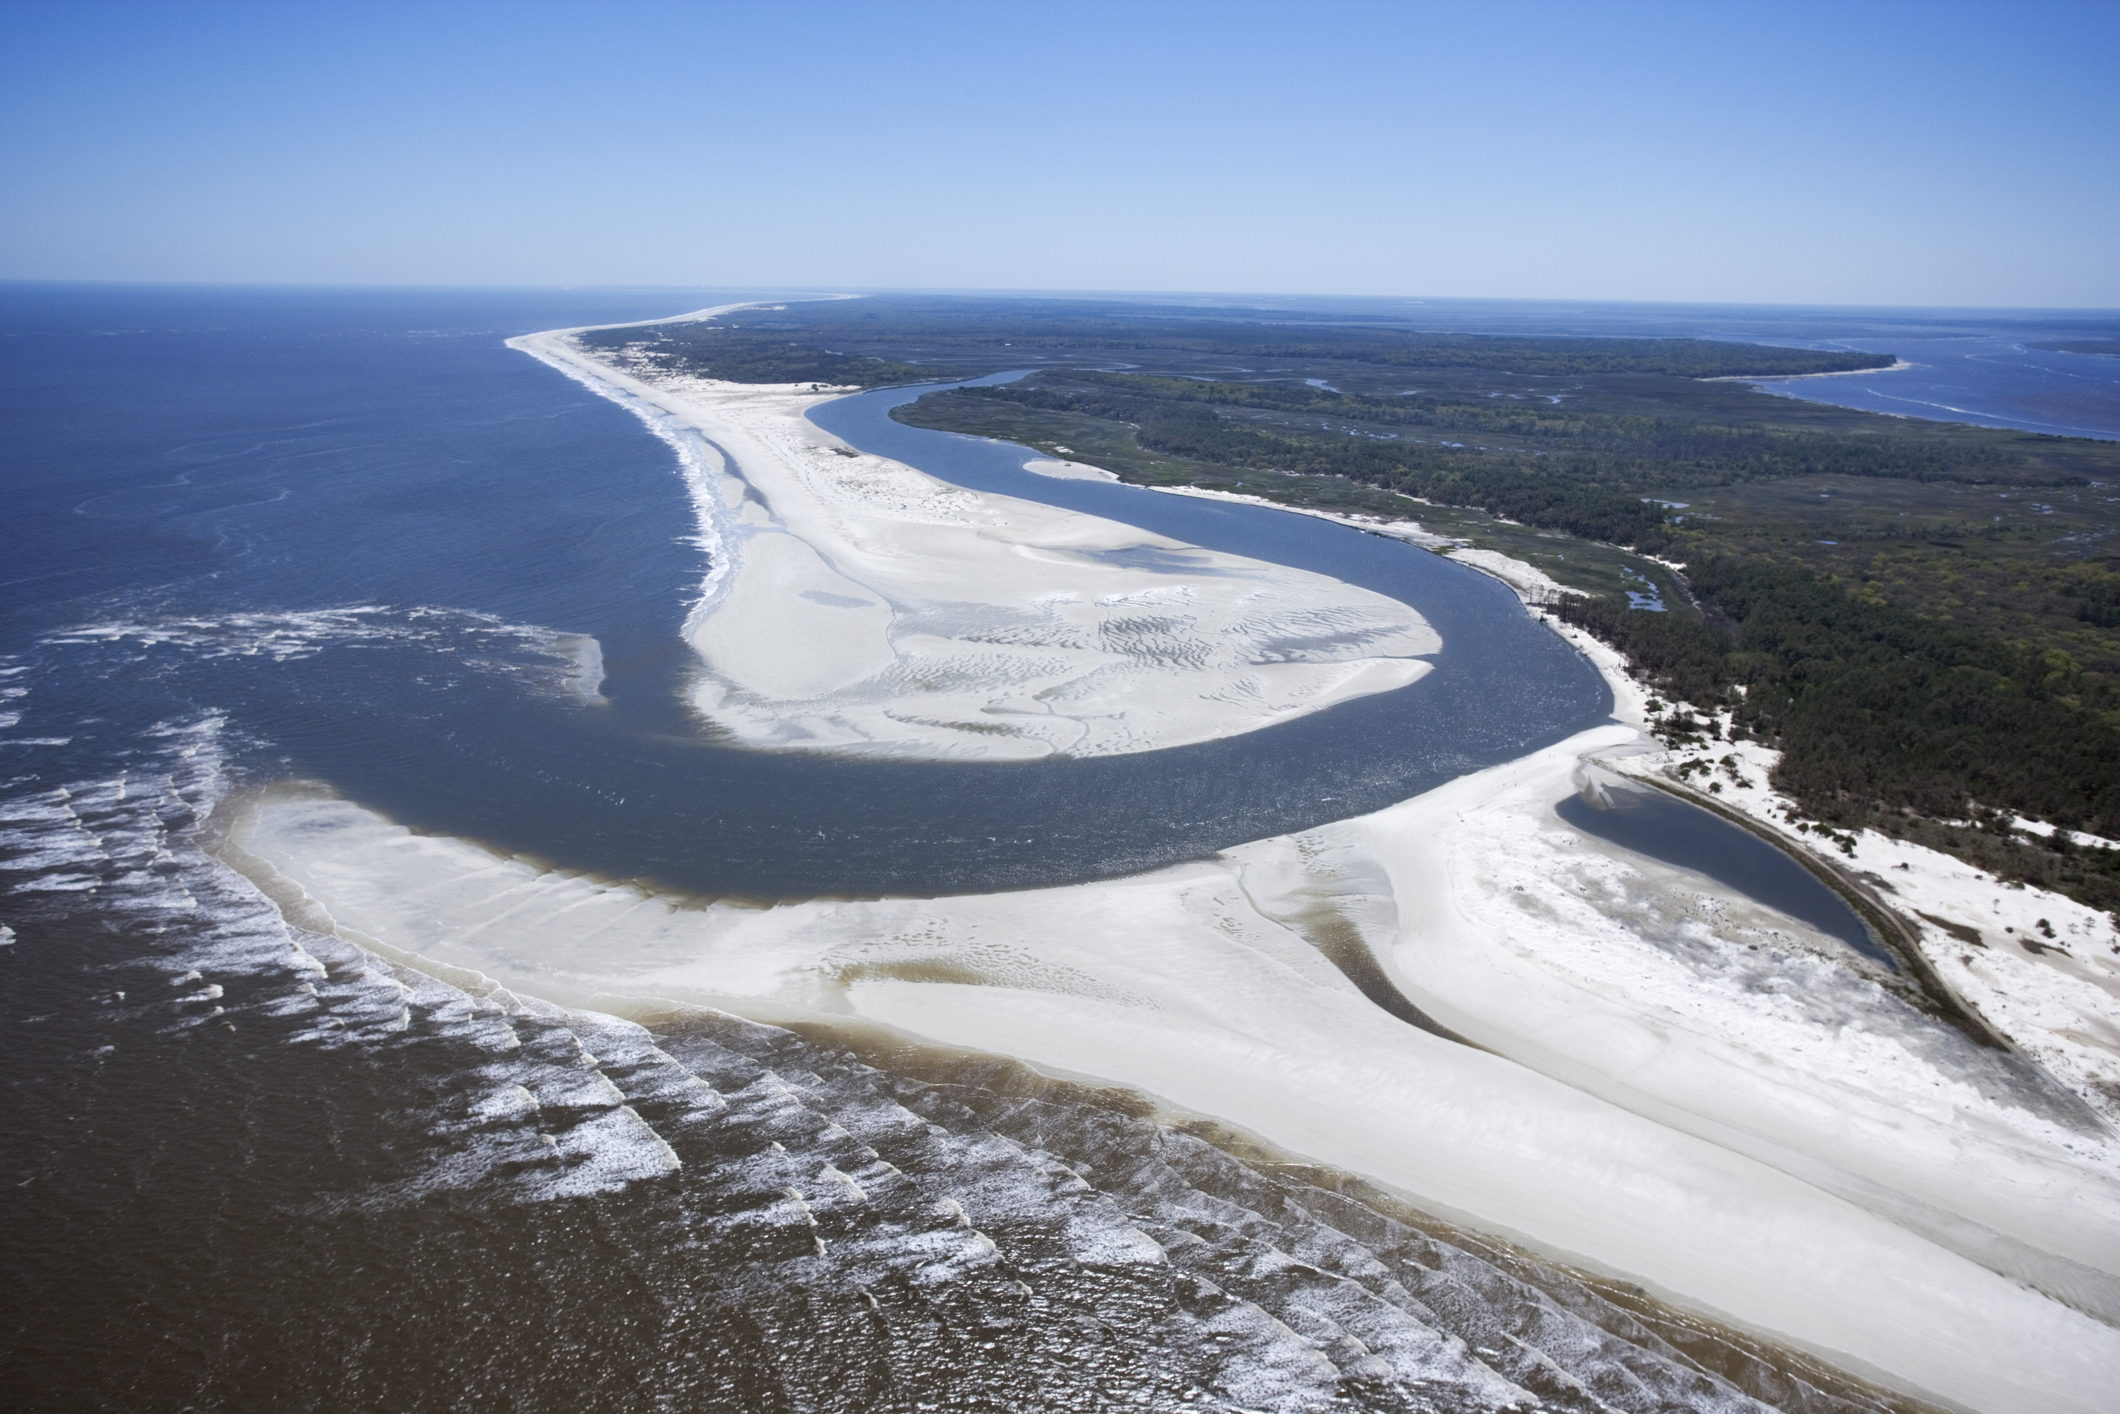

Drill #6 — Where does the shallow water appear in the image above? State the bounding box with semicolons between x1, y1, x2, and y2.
1554;788;1886;965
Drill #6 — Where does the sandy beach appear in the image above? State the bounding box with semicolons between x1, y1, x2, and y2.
232;308;2120;1409
1702;358;1916;383
508;312;1438;761
223;543;2120;1414
225;694;2120;1414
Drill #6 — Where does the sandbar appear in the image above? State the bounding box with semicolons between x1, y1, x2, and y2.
509;311;1438;761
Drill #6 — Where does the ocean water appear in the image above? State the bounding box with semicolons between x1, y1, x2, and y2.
0;283;2050;1410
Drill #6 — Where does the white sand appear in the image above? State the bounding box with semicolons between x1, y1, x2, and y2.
1599;703;2120;1140
1022;456;1118;482
1440;546;1587;605
228;714;2120;1411
1702;359;1916;383
507;314;1438;761
396;310;2120;1406
1133;484;1583;606
1532;599;2120;1138
1144;483;1456;547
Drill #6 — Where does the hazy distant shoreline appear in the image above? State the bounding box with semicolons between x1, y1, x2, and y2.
1702;357;1914;383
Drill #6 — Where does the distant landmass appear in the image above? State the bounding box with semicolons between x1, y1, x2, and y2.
2033;339;2120;357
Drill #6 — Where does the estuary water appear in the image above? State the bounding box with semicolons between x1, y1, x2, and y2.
1744;333;2120;441
0;284;1986;1411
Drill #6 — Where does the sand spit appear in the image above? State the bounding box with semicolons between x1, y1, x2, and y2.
1702;359;1916;383
230;709;2120;1412
508;315;1438;761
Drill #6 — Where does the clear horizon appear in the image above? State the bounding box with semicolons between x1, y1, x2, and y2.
3;0;2116;307
8;278;2116;319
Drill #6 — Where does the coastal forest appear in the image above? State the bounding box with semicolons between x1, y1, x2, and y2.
584;298;2120;917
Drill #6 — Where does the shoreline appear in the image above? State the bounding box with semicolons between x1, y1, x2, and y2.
1700;358;1913;383
509;318;1442;762
1122;483;1589;606
1527;590;2120;1132
443;306;2120;1408
225;708;2120;1413
1577;669;2120;1135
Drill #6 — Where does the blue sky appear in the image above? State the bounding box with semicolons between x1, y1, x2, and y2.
2;0;2114;306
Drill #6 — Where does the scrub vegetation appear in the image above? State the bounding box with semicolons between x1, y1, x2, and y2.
582;298;1894;382
623;296;2120;915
